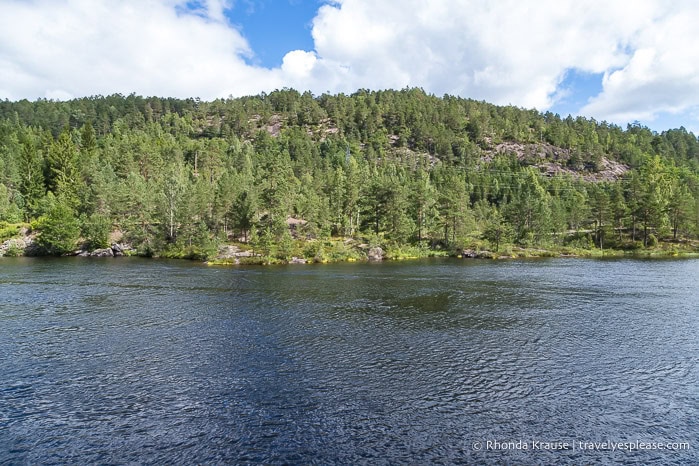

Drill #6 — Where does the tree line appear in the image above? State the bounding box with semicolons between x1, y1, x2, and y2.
0;88;697;259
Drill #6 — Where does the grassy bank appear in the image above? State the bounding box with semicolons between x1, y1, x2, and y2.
2;220;698;263
204;238;699;265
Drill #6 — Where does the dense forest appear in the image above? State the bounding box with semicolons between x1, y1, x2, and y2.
1;88;698;261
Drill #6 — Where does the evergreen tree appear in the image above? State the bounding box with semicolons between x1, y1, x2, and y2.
37;196;81;255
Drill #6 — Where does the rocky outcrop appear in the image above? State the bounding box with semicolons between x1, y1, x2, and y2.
458;249;497;259
75;243;132;258
207;245;258;264
0;236;44;257
0;229;136;258
216;245;254;260
0;238;26;257
368;247;384;261
111;243;130;256
91;248;114;257
484;141;629;182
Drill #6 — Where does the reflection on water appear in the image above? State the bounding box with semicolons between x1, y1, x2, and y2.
0;257;697;464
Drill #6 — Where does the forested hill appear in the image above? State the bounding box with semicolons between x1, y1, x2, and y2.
1;88;698;260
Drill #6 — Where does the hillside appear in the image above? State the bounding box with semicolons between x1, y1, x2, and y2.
0;88;698;260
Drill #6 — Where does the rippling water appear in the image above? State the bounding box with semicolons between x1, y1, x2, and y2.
0;257;697;464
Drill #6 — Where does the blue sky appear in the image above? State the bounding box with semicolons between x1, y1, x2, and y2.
2;0;699;134
228;0;317;68
550;71;604;121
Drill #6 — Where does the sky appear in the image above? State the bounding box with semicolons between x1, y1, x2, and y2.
2;0;699;133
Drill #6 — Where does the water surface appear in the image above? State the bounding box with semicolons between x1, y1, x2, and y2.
0;257;697;464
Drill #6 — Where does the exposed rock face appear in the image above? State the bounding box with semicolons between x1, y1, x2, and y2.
91;248;114;257
485;141;629;182
111;243;129;256
368;247;384;261
1;238;25;250
1;233;134;258
216;245;238;259
0;237;42;256
290;257;307;264
461;249;478;258
215;245;254;260
0;238;25;256
72;243;131;257
23;239;41;256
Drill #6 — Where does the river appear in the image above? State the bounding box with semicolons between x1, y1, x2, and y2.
0;257;697;464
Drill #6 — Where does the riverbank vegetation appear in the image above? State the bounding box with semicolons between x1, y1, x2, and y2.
1;89;698;261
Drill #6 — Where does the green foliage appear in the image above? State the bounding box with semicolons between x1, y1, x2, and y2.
254;225;276;259
303;240;326;262
0;184;23;223
384;242;437;260
565;233;595;250
46;129;80;209
37;199;81;255
276;229;297;261
4;241;24;257
0;90;698;261
302;239;363;263
482;210;514;251
364;233;384;249
647;233;659;248
0;222;28;242
81;213;111;250
323;240;363;262
159;241;216;261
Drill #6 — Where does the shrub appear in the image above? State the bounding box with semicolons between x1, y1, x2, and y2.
81;213;111;250
647;234;658;248
0;223;21;242
37;202;80;255
5;242;24;257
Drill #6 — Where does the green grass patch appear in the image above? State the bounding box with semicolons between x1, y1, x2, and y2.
0;222;30;242
385;243;447;260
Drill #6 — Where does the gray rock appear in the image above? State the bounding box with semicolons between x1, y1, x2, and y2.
461;249;478;258
216;245;239;259
23;241;42;256
111;243;124;256
111;243;132;256
1;238;26;251
91;248;114;257
11;238;26;249
368;246;384;261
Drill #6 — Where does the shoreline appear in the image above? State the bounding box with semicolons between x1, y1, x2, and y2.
3;229;699;264
5;246;697;264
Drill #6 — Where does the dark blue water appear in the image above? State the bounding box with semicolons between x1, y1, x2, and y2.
0;257;697;464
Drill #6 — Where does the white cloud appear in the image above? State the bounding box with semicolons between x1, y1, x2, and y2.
301;0;699;128
304;0;660;109
580;3;699;126
2;0;699;129
0;0;280;100
281;50;317;78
